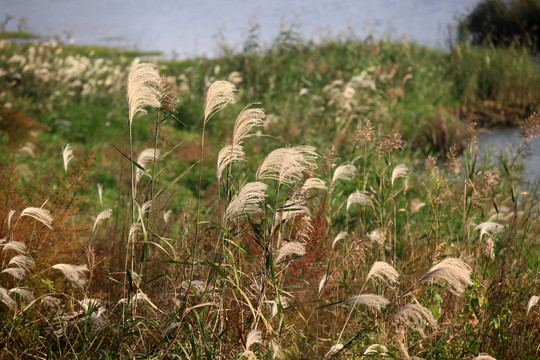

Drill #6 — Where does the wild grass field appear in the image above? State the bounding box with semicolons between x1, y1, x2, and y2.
0;15;539;359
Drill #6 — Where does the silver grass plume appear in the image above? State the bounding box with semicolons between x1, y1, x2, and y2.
127;63;161;124
2;241;27;254
93;208;112;232
367;229;385;245
325;344;344;358
128;222;141;244
141;200;152;216
331;163;356;190
366;261;399;286
319;273;329;294
52;264;89;289
42;295;61;308
20;207;53;229
527;295;539;315
256;146;319;186
276;198;309;223
341;294;389;312
163;209;172;223
97;183;103;206
275;242;306;263
9;287;34;302
8;255;35;271
62;143;73;173
302;177;327;193
1;267;26;280
0;287;16;311
332;231;349;249
204;80;236;124
391;164;409;186
217;143;245;182
474;222;505;241
7;209;16;229
347;190;371;211
135;148;161;185
363;344;389;356
232;105;266;145
420;258;472;296
392;303;437;337
473;354;497;360
270;340;282;359
242;329;262;359
224;182;268;222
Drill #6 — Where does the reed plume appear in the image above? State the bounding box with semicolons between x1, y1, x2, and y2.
256;146;319;186
62;143;73;173
7;209;16;229
52;264;89;289
392;303;437;337
224;182;268;222
419;258;472;296
332;231;349;249
347;190;371;211
92;208;112;233
135;148;161;186
331;163;356;190
204;80;237;124
275;242;306;263
341;294;389;311
20;207;53;229
127;63;161;124
8;287;33;302
473;354;497;360
0;287;16;311
474;222;505;241
366;261;399;286
363;344;388;356
527;295;539;315
391;164;408;186
8;254;35;271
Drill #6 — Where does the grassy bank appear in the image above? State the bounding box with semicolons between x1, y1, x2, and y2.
0;33;539;359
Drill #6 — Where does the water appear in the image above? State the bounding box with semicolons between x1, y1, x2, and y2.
2;0;481;59
476;128;540;186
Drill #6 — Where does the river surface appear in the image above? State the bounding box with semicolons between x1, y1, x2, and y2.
476;128;540;186
3;0;481;59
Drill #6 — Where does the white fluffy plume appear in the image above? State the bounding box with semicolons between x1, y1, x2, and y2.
52;264;89;289
20;207;53;229
232;105;266;145
0;287;16;311
332;231;349;249
275;242;306;263
473;354;497;360
135;148;160;185
341;294;389;312
347;190;371;211
302;178;328;192
256;146;319;186
217;144;245;182
2;241;27;254
474;222;505;241
366;261;399;286
62;143;73;173
204;80;236;123
325;344;344;358
9;287;34;302
8;255;35;271
393;302;438;336
93;208;113;232
224;182;268;222
367;229;385;245
363;344;389;356
420;258;472;296
1;267;26;280
331;163;356;190
527;295;539;315
391;164;409;186
7;209;16;229
127;63;161;124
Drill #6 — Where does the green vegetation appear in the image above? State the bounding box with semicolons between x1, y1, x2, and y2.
0;24;539;359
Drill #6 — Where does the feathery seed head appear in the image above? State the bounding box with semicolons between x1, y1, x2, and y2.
347;190;371;211
0;287;16;311
319;273;329;294
163;209;172;223
217;143;246;182
366;261;399;286
420;258;472;296
135;148;160;185
331;163;356;189
93;208;112;232
325;344;344;358
8;255;35;271
2;241;28;254
1;267;26;280
367;229;385;245
245;329;262;350
52;264;89;289
224;182;268;222
256;146;319;186
20;207;53;229
391;164;409;186
527;295;539;315
275;242;306;263
393;303;437;336
302;177;328;193
62;143;73;173
341;294;389;311
474;221;505;241
332;231;349;249
128;222;141;244
204;80;236;123
7;209;16;229
232;105;266;146
473;354;497;360
9;287;34;302
97;183;103;206
363;344;389;356
127;63;161;123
